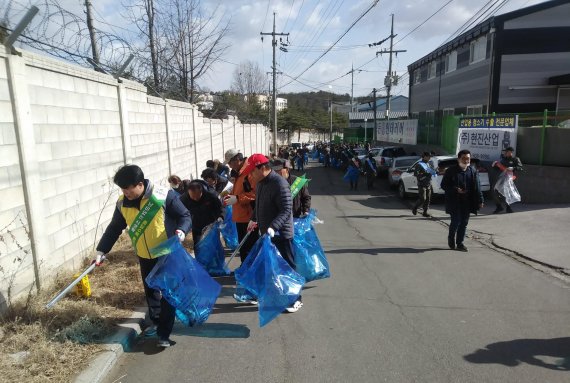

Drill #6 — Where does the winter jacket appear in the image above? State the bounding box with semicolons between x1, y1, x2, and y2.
179;180;223;237
231;160;257;223
441;164;484;215
286;174;311;218
254;170;294;239
97;180;192;259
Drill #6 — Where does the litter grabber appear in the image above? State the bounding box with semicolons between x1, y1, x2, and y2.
224;231;251;269
45;255;106;309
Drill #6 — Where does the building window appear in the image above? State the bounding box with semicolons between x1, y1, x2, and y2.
413;69;421;84
443;108;454;117
467;105;483;116
428;61;437;80
445;50;457;73
470;36;487;64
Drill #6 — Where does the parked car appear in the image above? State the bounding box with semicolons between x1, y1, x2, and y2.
372;146;407;176
397;156;490;199
387;156;421;187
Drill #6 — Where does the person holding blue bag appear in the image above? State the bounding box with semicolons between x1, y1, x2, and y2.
245;154;303;313
412;152;437;217
94;165;191;348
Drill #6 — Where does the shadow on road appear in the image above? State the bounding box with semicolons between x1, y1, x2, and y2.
464;337;570;370
327;247;448;256
174;322;251;339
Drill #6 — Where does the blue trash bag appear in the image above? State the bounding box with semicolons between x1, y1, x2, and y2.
235;235;305;327
292;210;330;282
312;150;319;159
319;153;325;163
233;234;266;302
145;236;221;326
195;222;230;276
343;166;360;182
220;205;239;250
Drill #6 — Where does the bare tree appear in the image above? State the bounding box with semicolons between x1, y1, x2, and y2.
231;60;266;101
159;0;230;102
122;0;162;90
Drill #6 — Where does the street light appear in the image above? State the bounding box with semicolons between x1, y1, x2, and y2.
327;85;333;143
364;118;368;143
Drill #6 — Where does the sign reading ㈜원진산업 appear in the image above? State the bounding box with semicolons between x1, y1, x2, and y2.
457;116;518;161
376;119;418;145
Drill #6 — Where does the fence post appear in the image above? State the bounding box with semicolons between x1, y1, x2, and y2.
539;109;547;166
117;84;132;164
6;54;46;291
164;102;174;175
191;106;199;179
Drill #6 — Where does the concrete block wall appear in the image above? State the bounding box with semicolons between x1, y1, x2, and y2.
0;45;268;309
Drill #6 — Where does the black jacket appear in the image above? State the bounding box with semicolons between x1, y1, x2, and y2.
213;174;229;195
286;174;311;218
179;180;223;236
254;170;294;239
441;165;484;215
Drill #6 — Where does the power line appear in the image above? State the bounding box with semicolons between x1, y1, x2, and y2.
394;0;457;46
282;0;379;89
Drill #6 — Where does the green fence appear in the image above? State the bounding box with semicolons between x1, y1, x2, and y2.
417;110;570;166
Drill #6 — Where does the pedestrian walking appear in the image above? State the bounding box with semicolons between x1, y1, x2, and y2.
222;149;259;263
246;154;302;313
179;179;223;245
272;159;311;217
344;157;361;190
363;152;378;190
492;147;523;214
412;152;437;217
94;165;191;348
441;150;484;252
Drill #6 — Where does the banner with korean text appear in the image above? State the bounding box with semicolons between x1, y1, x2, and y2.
376;119;418;145
457;116;518;161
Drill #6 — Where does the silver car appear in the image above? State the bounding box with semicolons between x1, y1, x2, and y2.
398;156;491;198
387;156;420;186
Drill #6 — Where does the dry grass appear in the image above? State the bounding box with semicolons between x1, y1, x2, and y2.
0;234;147;383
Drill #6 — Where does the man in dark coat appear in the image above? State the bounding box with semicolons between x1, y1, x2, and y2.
179;179;223;245
246;154;302;313
363;152;377;190
441;150;484;252
272;159;311;217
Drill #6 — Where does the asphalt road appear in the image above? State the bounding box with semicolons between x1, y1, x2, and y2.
105;161;570;383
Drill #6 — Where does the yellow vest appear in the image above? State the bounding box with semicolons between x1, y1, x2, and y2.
119;186;168;259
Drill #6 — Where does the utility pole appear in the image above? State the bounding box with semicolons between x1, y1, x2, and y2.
84;0;100;65
346;64;363;112
372;88;377;141
376;14;406;121
261;13;289;154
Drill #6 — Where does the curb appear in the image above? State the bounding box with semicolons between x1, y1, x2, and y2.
74;307;146;383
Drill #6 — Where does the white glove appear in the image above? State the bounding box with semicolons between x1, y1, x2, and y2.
223;195;237;206
267;228;275;238
94;251;105;266
175;229;185;242
247;220;258;232
216;217;224;223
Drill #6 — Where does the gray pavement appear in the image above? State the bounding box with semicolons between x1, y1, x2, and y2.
101;161;570;383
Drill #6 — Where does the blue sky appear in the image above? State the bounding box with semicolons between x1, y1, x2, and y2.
4;0;550;97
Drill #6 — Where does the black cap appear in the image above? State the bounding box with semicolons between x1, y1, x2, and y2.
504;147;514;152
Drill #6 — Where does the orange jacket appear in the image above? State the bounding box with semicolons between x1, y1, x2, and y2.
231;161;257;223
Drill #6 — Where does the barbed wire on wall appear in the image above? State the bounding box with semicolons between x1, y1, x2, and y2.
2;0;135;68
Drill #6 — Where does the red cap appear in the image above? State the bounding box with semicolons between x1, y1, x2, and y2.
242;153;269;176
